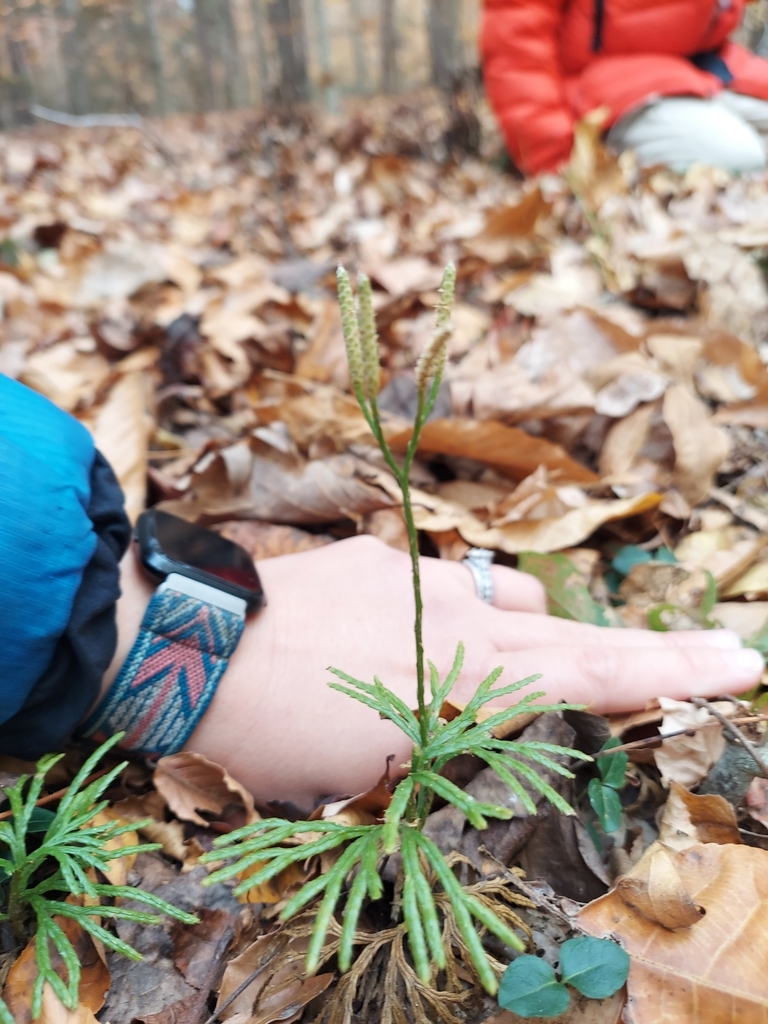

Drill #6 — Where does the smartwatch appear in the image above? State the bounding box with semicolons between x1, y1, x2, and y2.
79;509;264;757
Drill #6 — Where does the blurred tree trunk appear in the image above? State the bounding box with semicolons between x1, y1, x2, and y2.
58;0;89;114
194;0;242;110
428;0;462;90
312;0;337;111
193;0;216;110
380;0;397;93
268;0;309;104
218;0;244;107
348;0;368;93
249;0;272;104
144;0;167;116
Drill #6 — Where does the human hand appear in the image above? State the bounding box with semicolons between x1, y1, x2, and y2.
176;536;763;806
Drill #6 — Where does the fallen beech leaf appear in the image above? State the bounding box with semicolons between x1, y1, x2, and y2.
312;763;395;827
88;370;153;523
746;776;768;829
721;554;768;599
662;384;730;506
580;843;768;1023
614;842;705;930
154;751;259;827
4;917;110;1023
658;782;742;850
19;342;110;412
160;451;394;527
87;808;140;885
388;418;597;484
111;792;190;864
654;698;728;789
712;601;768;639
32;987;100;1024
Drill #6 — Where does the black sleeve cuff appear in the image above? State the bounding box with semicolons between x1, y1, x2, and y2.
0;451;131;759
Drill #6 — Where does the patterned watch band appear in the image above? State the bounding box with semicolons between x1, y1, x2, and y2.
78;574;245;757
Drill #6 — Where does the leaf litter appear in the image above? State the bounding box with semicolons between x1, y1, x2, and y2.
1;95;768;1022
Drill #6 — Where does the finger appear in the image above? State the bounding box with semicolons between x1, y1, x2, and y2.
485;609;745;652
472;644;765;716
443;560;548;613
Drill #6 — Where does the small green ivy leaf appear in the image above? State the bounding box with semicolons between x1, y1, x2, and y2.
559;936;630;999
517;553;609;626
597;738;628;791
27;807;57;833
699;570;718;619
611;545;653;577
587;778;623;833
498;955;571;1018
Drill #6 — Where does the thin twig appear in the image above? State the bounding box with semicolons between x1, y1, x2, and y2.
0;768;110;822
691;697;768;779
201;956;276;1024
593;715;768;758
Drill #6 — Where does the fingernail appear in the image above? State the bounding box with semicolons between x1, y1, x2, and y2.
699;630;743;650
728;648;765;680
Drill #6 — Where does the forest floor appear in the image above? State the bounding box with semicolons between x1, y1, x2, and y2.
1;93;768;1024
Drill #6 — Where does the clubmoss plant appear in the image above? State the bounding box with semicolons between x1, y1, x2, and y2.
201;265;588;995
0;734;198;1021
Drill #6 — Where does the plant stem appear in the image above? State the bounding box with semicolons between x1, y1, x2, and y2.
7;874;26;944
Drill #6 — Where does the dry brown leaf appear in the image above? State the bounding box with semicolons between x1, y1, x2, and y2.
402;481;660;555
712;601;768;639
87;808;140;885
658;781;742;850
87;370;153;523
160;450;394;527
19;342;110;413
389;417;598;484
110;792;190;864
30;988;100;1024
613;842;705;930
654;697;728;789
662;384;730;505
293;298;350;390
153;751;259;827
4;917;110;1023
580;843;768;1023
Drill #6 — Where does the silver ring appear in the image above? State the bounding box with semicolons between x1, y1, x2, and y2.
463;547;495;604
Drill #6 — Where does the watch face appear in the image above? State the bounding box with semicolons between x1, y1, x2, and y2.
137;510;264;609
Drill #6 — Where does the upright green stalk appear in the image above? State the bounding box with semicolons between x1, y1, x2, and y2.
336;264;456;750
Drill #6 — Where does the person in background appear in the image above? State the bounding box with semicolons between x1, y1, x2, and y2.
1;374;764;808
482;0;768;175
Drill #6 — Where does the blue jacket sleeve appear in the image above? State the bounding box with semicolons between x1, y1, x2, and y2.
0;375;98;725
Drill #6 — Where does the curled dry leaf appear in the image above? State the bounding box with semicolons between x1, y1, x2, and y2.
654;698;729;789
411;486;661;555
110;792;190;865
614;842;705;931
160;451;394;527
657;781;742;850
662;384;730;506
216;933;334;1024
153;751;259;827
87;369;154;523
580;843;768;1024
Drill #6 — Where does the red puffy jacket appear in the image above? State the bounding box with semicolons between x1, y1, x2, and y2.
481;0;768;174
